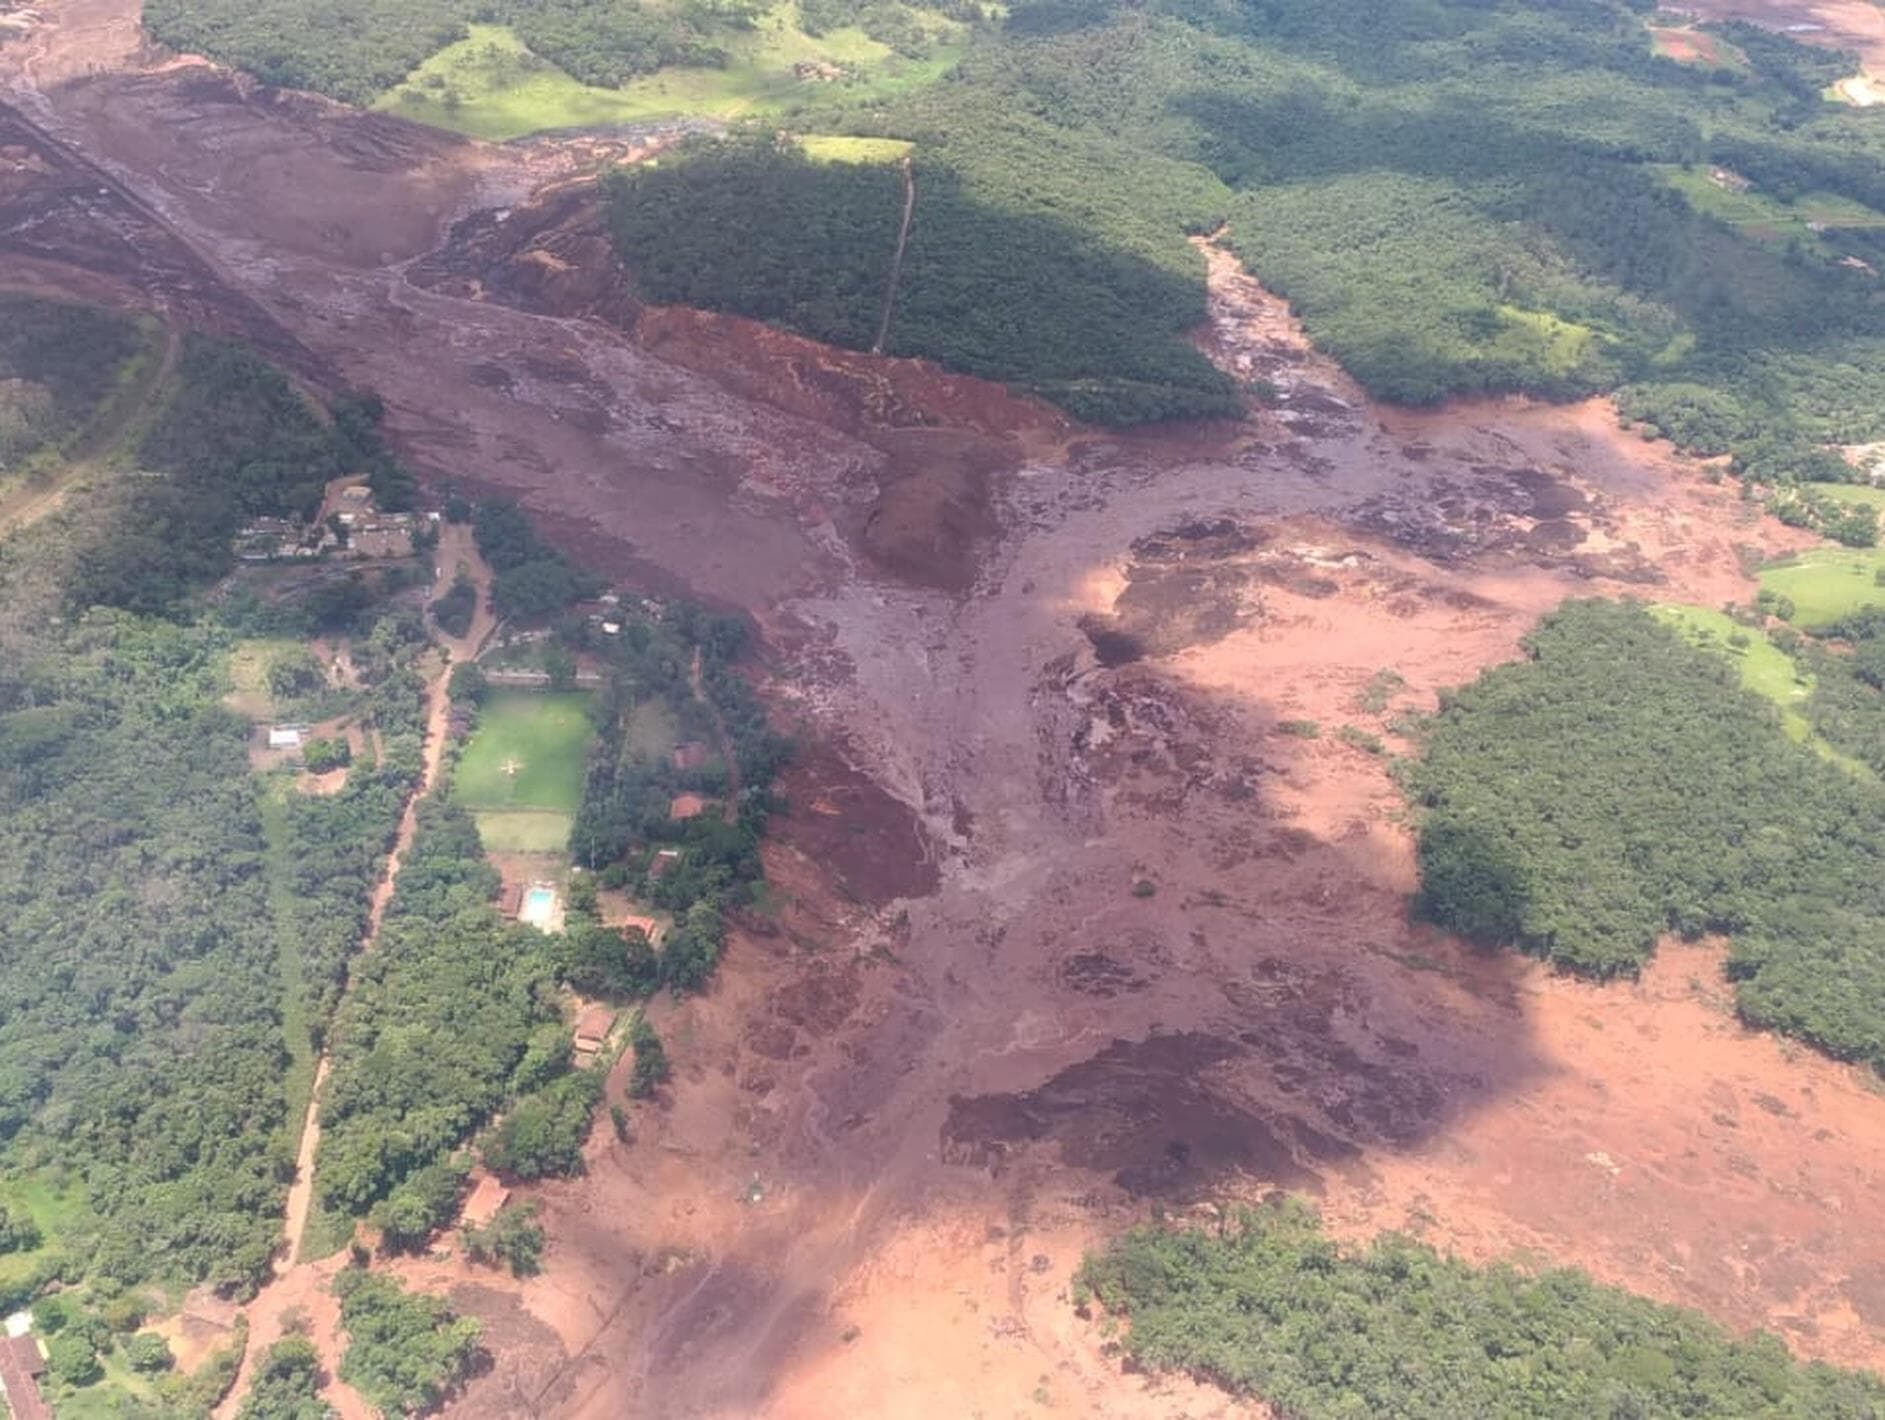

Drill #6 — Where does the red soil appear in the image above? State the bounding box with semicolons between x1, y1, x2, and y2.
1;5;1880;1417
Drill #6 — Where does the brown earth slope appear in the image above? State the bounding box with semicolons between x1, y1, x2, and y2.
5;3;1885;1416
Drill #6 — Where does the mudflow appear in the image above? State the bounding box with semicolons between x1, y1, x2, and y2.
6;1;1885;1416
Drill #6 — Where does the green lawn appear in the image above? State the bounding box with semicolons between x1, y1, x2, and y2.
373;14;960;140
1758;547;1885;628
473;809;575;854
456;691;593;813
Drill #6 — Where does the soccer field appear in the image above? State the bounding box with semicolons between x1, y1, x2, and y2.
456;691;593;813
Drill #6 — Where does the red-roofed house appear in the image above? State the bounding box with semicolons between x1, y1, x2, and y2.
0;1334;50;1420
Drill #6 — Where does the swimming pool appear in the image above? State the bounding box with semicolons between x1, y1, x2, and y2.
520;885;558;928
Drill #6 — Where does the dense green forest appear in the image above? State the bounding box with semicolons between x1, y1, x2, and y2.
594;0;1885;440
604;135;1239;423
1076;1201;1885;1418
143;0;775;104
0;303;445;1420
1409;598;1885;1067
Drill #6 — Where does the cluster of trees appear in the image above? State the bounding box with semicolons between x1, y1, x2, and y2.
471;499;600;621
61;339;414;617
430;572;478;638
570;606;788;994
603;136;1239;425
141;0;474;104
503;0;766;87
312;797;569;1218
462;1201;543;1277
1408;599;1885;1067
334;1270;482;1417
1076;1200;1885;1417
236;1334;333;1420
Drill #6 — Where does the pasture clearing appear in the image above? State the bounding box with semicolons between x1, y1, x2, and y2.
1819;482;1885;509
1659;165;1885;246
799;134;915;164
625;698;681;762
373;13;960;140
457;690;593;813
1651;604;1868;775
1758;547;1885;627
222;637;304;721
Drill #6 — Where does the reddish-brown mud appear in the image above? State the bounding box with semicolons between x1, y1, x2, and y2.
3;3;1883;1417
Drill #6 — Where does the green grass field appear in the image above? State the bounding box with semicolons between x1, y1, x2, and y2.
373;14;960;140
473;810;575;854
1758;547;1885;628
457;691;593;812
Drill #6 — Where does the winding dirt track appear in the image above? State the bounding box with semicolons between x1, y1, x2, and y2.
211;526;497;1420
8;2;1885;1417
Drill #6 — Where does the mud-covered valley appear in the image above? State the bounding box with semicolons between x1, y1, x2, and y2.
8;1;1885;1415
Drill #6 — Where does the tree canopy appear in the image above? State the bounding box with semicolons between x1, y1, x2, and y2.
1077;1201;1885;1418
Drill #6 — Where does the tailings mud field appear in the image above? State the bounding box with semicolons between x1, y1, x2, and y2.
7;2;1885;1416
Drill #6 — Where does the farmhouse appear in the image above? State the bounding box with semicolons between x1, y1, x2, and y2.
0;1333;50;1420
669;792;708;821
268;725;305;750
648;848;683;880
672;742;710;772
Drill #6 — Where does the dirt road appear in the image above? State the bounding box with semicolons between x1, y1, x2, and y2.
213;532;496;1419
8;3;1885;1418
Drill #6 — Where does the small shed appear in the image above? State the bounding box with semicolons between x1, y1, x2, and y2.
671;742;710;772
669;792;708;821
268;726;304;750
573;1004;616;1054
648;848;683;881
